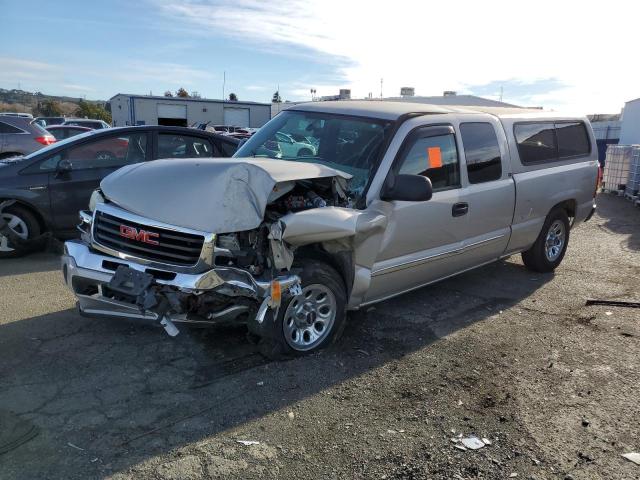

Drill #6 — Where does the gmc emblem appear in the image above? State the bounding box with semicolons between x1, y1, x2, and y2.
119;225;159;245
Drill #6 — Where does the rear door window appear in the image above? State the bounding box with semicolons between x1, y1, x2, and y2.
398;131;460;192
514;123;557;164
158;134;214;158
555;122;590;158
460;122;502;183
0;121;25;134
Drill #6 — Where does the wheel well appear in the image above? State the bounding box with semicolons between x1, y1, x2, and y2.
551;199;576;220
294;245;353;296
0;199;47;233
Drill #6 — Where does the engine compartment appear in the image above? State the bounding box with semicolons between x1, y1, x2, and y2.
213;177;351;277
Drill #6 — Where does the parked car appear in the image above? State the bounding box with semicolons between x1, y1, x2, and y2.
0;116;56;159
0;126;241;257
34;116;66;127
60;101;599;355
275;131;316;157
0;112;34;119
63;118;111;129
46;125;93;140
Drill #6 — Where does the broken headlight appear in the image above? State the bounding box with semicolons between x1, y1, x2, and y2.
89;189;105;212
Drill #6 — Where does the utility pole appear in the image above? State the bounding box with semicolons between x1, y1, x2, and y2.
222;71;226;101
499;85;503;102
380;78;383;99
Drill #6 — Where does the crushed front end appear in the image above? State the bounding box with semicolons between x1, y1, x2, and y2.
62;201;302;336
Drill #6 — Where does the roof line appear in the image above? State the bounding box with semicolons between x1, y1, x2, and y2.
109;93;270;107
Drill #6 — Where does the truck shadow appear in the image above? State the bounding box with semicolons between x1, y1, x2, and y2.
596;193;640;252
0;259;552;479
0;243;63;278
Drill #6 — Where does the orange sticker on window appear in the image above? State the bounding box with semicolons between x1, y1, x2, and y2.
428;147;442;168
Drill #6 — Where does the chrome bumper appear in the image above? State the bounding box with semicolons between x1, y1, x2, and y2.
62;239;300;326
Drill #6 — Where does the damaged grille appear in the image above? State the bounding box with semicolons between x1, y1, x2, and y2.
93;211;205;266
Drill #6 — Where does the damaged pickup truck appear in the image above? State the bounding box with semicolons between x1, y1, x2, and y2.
62;101;599;355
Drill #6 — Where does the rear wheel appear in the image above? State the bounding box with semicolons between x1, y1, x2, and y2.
521;208;570;272
297;148;313;157
0;206;41;258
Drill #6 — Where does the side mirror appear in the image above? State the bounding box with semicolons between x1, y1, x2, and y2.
381;174;433;202
56;159;73;174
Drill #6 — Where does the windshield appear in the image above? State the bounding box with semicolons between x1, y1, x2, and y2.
234;110;392;198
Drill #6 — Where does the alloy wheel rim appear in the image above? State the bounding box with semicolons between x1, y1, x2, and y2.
283;284;336;351
544;220;565;262
0;213;29;252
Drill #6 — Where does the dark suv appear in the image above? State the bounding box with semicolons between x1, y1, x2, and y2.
0;125;241;257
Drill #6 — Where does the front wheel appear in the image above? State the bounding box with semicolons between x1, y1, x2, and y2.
521;208;570;272
256;259;347;358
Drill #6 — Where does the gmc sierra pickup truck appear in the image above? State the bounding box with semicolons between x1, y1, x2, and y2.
62;101;599;355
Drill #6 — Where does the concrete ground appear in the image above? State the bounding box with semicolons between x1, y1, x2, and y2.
0;193;638;480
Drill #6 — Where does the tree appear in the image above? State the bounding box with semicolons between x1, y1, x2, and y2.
272;90;282;103
38;99;63;117
164;90;173;97
228;93;238;101
175;88;190;98
75;99;112;124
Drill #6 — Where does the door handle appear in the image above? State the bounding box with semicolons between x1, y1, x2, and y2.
452;202;469;217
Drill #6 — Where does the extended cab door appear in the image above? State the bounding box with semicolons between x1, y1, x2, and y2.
454;116;515;267
365;121;473;302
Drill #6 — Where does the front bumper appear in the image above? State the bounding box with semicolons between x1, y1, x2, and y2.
62;240;299;327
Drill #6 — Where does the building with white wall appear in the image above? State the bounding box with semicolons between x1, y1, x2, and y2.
110;94;271;128
619;98;640;145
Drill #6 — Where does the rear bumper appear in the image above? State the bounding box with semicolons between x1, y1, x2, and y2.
584;204;597;223
62;240;299;326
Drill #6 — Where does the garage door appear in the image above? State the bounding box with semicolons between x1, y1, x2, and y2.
157;104;187;119
224;107;250;127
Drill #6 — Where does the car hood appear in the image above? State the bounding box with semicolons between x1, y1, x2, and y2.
100;157;352;233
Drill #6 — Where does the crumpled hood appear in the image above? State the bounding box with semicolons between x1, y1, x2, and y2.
100;157;351;233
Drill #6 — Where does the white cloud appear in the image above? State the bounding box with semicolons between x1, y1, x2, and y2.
153;0;640;113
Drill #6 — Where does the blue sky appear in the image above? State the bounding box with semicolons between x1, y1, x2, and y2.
1;0;638;113
0;0;333;103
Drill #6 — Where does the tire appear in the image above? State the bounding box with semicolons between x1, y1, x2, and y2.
297;148;313;157
0;205;42;259
521;208;570;273
254;259;347;358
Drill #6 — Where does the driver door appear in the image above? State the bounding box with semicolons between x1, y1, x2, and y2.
47;132;149;233
365;124;472;302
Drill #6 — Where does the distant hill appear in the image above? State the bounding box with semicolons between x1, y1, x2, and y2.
0;88;108;116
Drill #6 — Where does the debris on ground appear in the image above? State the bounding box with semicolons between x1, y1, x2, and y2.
67;442;85;451
585;299;640;309
236;440;260;446
621;452;640;465
461;436;486;450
